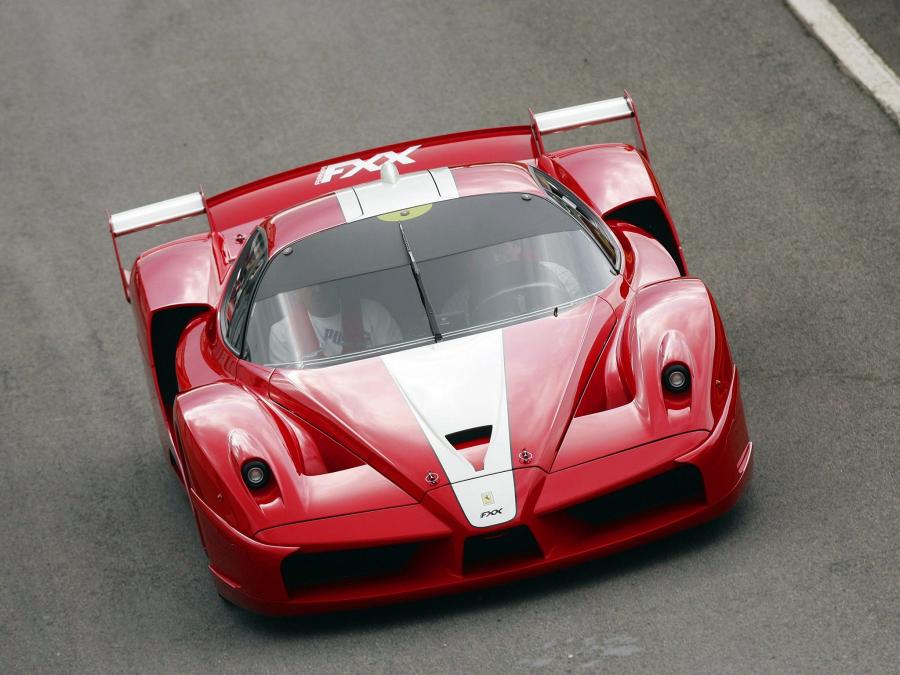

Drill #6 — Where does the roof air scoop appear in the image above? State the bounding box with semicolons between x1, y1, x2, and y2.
380;161;400;185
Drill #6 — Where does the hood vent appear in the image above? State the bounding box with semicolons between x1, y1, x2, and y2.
446;425;493;450
446;425;492;471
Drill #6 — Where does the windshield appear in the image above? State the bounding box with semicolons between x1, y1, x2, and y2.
243;193;617;367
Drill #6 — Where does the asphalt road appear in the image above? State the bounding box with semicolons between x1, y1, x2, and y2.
1;1;898;673
831;0;900;73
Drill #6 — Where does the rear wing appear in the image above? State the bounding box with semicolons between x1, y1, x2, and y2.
107;191;207;302
530;91;648;158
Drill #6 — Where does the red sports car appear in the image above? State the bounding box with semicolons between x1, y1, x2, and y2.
108;94;752;615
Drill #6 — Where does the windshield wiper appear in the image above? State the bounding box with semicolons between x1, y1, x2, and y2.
398;222;443;342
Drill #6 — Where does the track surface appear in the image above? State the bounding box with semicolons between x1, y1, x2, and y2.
1;1;898;673
831;0;900;73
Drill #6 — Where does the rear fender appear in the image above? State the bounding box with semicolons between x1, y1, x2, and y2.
550;145;687;274
129;235;218;363
128;235;222;456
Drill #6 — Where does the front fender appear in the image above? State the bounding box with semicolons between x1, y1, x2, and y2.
174;382;416;537
174;382;304;535
630;277;733;432
557;278;733;470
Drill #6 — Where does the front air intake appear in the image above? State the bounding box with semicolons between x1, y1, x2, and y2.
567;464;705;526
463;526;543;574
281;543;419;594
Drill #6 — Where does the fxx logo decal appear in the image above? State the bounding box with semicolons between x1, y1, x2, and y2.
315;145;420;184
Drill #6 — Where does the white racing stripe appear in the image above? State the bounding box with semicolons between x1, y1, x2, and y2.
335;168;460;222
786;0;900;124
382;330;516;527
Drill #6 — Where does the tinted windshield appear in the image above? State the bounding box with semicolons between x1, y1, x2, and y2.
243;193;617;366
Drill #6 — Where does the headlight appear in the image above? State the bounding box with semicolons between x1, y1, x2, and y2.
662;364;690;394
242;460;270;489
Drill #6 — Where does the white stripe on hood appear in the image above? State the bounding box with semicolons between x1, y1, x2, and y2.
382;330;516;527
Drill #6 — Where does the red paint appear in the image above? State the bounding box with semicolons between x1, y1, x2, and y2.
113;98;751;614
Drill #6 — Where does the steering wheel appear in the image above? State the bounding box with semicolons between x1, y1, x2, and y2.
471;280;569;324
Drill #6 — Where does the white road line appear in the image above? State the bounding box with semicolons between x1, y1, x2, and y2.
786;0;900;125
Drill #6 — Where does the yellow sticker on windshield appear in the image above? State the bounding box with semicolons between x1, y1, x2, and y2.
377;204;433;222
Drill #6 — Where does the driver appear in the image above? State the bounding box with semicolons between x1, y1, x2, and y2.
268;283;402;363
440;238;581;318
